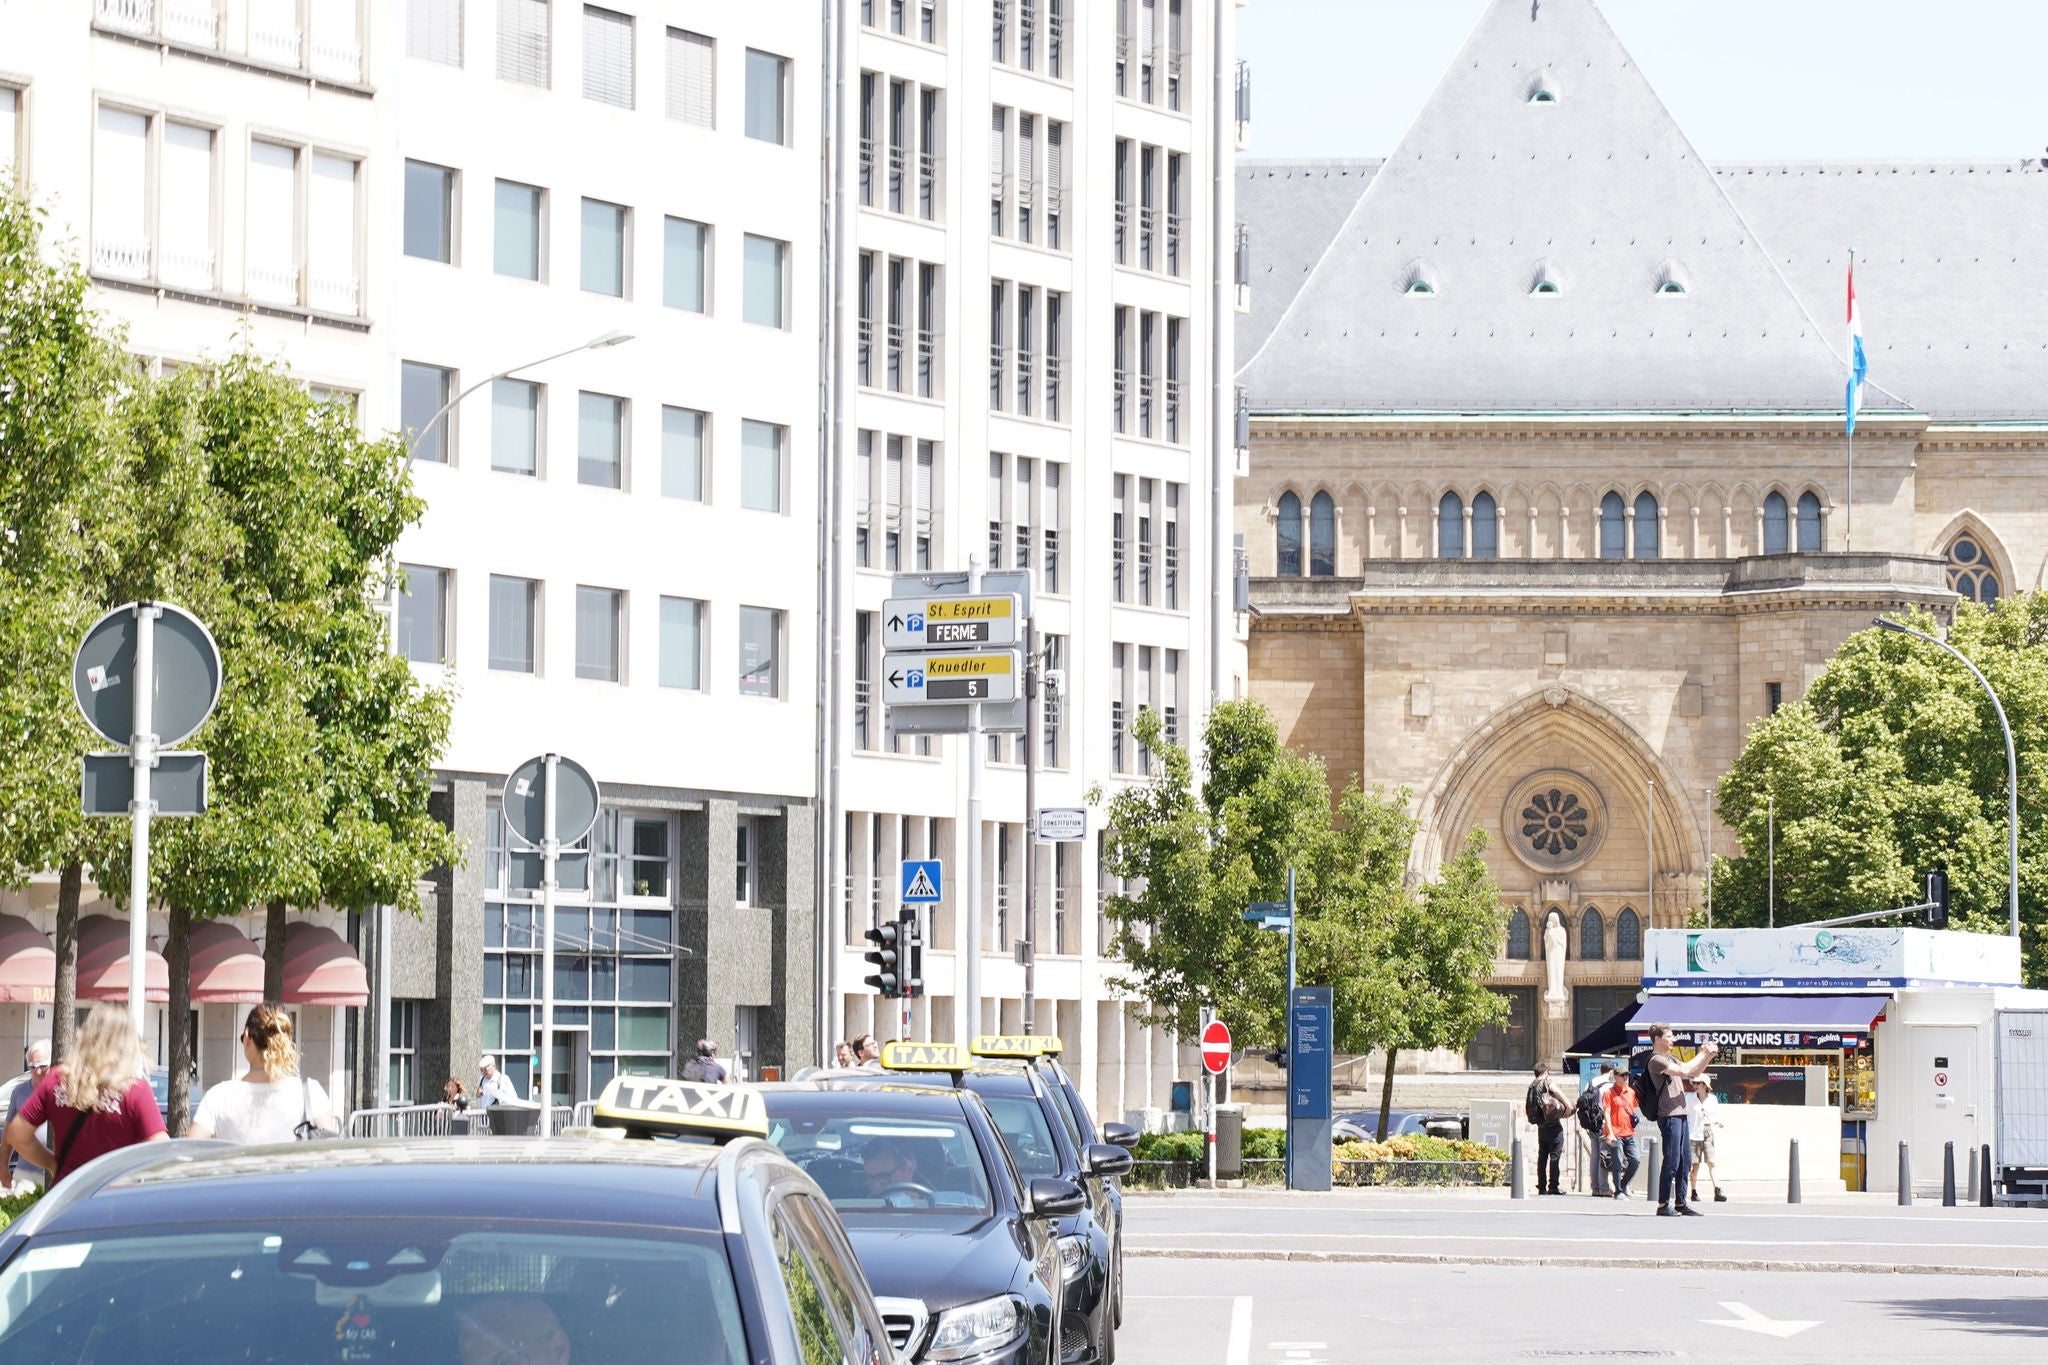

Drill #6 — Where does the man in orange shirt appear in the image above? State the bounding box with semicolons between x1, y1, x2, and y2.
1600;1062;1642;1198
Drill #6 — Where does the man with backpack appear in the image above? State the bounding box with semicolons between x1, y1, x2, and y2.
1644;1024;1720;1216
1574;1067;1610;1196
1525;1063;1573;1195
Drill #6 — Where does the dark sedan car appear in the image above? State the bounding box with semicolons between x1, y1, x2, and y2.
759;1054;1085;1365
0;1080;895;1364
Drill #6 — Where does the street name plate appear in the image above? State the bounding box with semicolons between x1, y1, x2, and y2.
883;594;1021;651
884;650;1019;704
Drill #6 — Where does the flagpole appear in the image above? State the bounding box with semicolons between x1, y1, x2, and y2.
1845;248;1856;553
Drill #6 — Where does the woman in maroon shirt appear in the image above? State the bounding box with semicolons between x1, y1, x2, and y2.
4;1002;167;1186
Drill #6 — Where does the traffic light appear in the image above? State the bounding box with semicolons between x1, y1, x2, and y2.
1926;868;1950;929
900;909;924;1000
864;921;904;998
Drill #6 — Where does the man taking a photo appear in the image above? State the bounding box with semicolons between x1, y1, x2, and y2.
1644;1024;1719;1217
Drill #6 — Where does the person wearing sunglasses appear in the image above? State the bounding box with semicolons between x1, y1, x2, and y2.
1;1039;51;1192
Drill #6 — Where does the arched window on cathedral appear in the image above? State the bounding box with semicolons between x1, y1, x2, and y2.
1472;492;1500;559
1796;492;1823;552
1579;906;1606;961
1763;492;1790;555
1505;907;1531;961
1615;906;1642;961
1276;492;1302;575
1633;492;1660;559
1599;492;1626;560
1309;492;1337;576
1947;533;2001;604
1438;492;1466;559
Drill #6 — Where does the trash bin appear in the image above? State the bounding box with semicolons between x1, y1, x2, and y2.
1215;1104;1245;1180
484;1104;542;1137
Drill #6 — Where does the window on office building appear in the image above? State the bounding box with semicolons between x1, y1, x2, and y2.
401;362;453;463
581;6;634;107
387;999;420;1104
743;234;786;327
497;0;550;87
576;585;622;681
738;607;781;698
404;159;455;263
658;597;703;690
660;406;706;500
494;179;542;280
666;29;715;127
488;576;538;673
745;49;789;144
245;140;300;303
407;0;463;65
1;87;22;182
740;420;784;512
397;565;449;664
577;391;624;488
663;217;707;312
492;378;540;475
580;198;626;295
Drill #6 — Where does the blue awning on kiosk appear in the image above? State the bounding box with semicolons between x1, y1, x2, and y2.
1627;993;1889;1047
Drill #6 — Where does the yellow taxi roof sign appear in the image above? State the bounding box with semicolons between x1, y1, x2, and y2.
880;1041;970;1073
589;1076;769;1141
970;1034;1064;1059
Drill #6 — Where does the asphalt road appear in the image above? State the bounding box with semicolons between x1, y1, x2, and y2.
1120;1257;2048;1364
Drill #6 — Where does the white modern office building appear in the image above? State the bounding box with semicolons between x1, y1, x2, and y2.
1;0;1246;1124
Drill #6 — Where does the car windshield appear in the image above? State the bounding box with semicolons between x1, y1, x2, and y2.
979;1094;1065;1180
0;1224;750;1365
765;1110;995;1215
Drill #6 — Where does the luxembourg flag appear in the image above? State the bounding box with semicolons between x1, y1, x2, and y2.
1845;258;1869;432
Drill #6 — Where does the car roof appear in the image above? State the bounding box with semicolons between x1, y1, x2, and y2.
14;1137;743;1240
757;1078;980;1113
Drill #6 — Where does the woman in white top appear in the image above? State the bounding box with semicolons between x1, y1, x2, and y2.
1686;1076;1726;1203
189;1004;338;1143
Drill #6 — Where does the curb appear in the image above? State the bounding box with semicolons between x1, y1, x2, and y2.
1125;1245;2048;1278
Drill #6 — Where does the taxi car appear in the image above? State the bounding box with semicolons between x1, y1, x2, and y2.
951;1038;1133;1365
0;1077;894;1365
758;1043;1087;1364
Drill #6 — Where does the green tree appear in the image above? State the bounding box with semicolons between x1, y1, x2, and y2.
0;189;134;1066
1715;597;2048;983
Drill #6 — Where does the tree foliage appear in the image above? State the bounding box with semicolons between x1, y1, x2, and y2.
1098;701;1509;1072
1715;598;2048;983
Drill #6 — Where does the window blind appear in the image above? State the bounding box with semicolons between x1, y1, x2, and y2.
307;153;357;313
406;0;463;65
246;141;300;304
158;122;214;290
666;29;714;126
1017;115;1036;207
885;435;904;534
582;6;634;108
497;0;550;87
92;107;149;277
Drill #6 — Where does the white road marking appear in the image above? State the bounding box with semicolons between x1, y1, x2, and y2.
1703;1302;1821;1338
1133;1230;2015;1252
1225;1296;1253;1365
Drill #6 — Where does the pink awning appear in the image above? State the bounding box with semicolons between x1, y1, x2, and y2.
189;920;268;1004
77;913;169;1003
282;921;368;1007
0;914;55;1003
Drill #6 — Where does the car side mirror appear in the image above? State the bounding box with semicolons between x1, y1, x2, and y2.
1099;1122;1139;1149
1028;1176;1087;1219
1084;1143;1133;1178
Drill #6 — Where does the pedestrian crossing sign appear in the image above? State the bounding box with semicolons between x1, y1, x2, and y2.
901;859;943;904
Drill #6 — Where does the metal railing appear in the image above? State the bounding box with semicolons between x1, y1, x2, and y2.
346;1104;458;1139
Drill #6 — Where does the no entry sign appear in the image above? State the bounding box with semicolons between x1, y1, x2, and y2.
1201;1019;1232;1075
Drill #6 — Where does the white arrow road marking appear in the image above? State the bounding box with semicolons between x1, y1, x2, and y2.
1703;1302;1821;1338
1225;1297;1253;1365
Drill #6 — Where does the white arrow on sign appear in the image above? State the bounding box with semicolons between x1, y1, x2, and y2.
1702;1303;1820;1338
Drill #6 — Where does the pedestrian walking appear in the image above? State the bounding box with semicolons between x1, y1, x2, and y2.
833;1040;856;1067
443;1077;470;1111
1688;1076;1727;1203
1601;1061;1642;1197
187;1004;338;1143
1575;1065;1610;1196
0;1039;51;1192
475;1055;521;1108
1525;1063;1572;1195
681;1039;729;1083
2;1003;166;1186
852;1033;881;1065
1644;1023;1719;1216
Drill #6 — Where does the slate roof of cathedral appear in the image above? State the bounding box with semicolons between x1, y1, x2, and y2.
1237;0;2048;422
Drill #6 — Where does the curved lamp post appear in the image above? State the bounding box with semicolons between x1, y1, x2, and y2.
1873;616;2020;937
405;328;636;460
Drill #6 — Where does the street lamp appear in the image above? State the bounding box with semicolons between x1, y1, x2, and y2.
1873;616;2020;938
369;329;635;1111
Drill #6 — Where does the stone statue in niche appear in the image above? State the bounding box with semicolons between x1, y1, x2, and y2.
1543;909;1568;1003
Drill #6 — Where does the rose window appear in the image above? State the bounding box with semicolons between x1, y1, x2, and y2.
1521;788;1590;858
1501;770;1607;873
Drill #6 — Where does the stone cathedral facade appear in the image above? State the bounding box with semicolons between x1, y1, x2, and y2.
1234;0;2047;1068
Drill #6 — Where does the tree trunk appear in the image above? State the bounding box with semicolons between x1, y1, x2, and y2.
52;861;83;1069
1376;1048;1399;1141
166;903;193;1136
263;898;287;1002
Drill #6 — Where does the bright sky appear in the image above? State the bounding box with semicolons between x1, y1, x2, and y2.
1240;0;2048;162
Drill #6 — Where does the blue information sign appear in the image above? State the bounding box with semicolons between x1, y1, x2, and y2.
901;859;943;904
1288;987;1333;1121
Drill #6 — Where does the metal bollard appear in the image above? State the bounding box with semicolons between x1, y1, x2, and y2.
1511;1136;1526;1199
1966;1149;1978;1204
1943;1142;1957;1207
1981;1145;1996;1207
1898;1141;1913;1206
1788;1138;1802;1204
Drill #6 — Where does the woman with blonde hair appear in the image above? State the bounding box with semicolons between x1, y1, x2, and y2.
3;1001;167;1186
189;1003;338;1142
